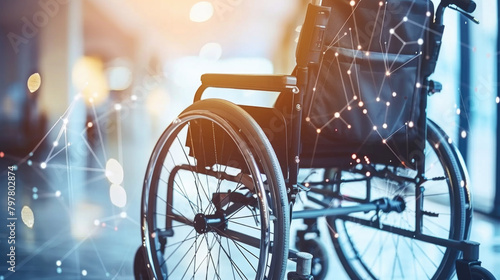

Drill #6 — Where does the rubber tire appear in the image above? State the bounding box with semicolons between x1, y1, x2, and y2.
141;99;289;280
327;120;466;280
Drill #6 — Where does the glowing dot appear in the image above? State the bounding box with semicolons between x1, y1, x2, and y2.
435;143;440;149
33;187;38;193
461;130;467;138
56;260;62;266
426;11;431;17
190;1;214;23
304;182;310;188
408;121;414;128
312;87;316;92
456;108;461;115
392;92;397;97
376;97;380;102
335;52;339;57
41;162;47;169
131;95;138;101
347;124;352;129
403;16;408;22
106;158;124;185
379;1;383;6
386;71;391;76
356;158;361;163
57;267;62;274
334;112;340;118
353;95;358;100
33;193;38;200
53;141;59;147
496;97;500;103
110;184;127;208
89;98;94;103
373;126;377;130
82;270;87;276
120;211;127;218
87;122;93;128
316;129;321;134
389;29;395;34
460;180;465;187
94;219;100;226
55;190;61;197
357;45;362;50
352;154;357;159
27;73;42;93
382;139;387;144
0;151;4;158
114;104;122;111
21;206;35;228
334;233;339;238
383;123;388;129
366;172;371;177
386;101;390;106
365;51;370;56
363;109;368;114
350;0;355;6
417;38;424;45
358;101;364;107
27;160;32;166
416;82;421;88
347;106;352;110
347;70;351;75
305;117;311;122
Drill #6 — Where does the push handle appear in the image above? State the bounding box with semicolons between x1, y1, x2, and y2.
295;4;331;67
453;0;476;13
445;0;477;13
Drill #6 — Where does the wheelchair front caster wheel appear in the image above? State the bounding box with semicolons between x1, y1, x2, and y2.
296;239;329;280
133;246;149;280
470;265;497;280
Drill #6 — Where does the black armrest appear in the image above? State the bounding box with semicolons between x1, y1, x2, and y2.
194;74;297;102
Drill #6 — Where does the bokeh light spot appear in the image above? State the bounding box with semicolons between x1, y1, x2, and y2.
110;184;127;208
21;206;35;228
199;42;222;61
190;1;214;22
73;56;109;106
27;73;42;93
105;158;124;185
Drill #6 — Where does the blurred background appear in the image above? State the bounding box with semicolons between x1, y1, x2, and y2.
0;0;498;279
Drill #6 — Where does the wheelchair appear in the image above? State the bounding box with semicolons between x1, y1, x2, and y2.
135;0;496;279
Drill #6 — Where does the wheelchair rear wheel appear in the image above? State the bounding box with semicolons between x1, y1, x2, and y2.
141;99;289;280
325;120;468;279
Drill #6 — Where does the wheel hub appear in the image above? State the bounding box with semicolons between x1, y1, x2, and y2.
392;195;406;213
193;211;227;234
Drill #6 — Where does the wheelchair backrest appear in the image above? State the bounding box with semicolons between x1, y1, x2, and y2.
300;0;434;167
